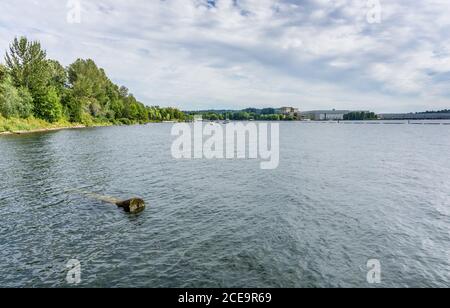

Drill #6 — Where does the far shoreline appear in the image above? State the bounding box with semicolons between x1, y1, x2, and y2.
2;119;450;137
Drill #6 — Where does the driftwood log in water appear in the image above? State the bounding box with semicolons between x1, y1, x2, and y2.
115;198;146;214
72;191;146;214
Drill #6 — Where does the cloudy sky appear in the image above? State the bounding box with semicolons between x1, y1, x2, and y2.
1;0;450;112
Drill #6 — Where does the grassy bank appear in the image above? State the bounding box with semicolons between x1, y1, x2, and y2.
0;116;111;134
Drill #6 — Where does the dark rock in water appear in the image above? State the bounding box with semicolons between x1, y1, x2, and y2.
115;198;146;214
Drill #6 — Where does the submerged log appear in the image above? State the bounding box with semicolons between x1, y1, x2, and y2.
70;190;146;214
115;198;146;214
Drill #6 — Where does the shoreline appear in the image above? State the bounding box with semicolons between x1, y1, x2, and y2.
0;121;180;137
0;125;88;136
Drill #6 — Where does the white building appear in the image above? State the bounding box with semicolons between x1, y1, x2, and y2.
301;110;365;121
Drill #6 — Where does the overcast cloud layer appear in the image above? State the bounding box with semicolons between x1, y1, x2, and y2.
1;0;450;112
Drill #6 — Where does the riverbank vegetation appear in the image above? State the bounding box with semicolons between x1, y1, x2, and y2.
0;37;186;132
418;109;450;114
343;111;378;121
186;108;297;121
0;115;85;133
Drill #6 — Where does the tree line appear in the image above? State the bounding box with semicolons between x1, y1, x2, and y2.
343;112;378;121
418;109;450;114
0;37;186;124
186;108;298;121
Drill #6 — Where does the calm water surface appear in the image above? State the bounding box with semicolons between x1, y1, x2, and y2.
0;122;449;287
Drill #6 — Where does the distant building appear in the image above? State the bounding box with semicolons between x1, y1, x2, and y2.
279;107;300;119
379;113;450;120
301;110;353;121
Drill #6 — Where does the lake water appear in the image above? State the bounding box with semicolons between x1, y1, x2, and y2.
0;122;449;288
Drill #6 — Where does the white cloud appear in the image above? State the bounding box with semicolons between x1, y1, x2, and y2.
0;0;449;112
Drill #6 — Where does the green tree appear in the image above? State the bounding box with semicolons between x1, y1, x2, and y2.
0;77;33;118
344;112;378;121
3;37;67;122
0;78;22;117
34;87;62;122
47;59;67;94
0;64;7;82
16;87;34;117
67;59;119;121
68;59;108;101
5;37;50;99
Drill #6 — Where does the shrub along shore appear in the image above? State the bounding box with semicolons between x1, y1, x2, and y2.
0;115;104;135
0;115;180;135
